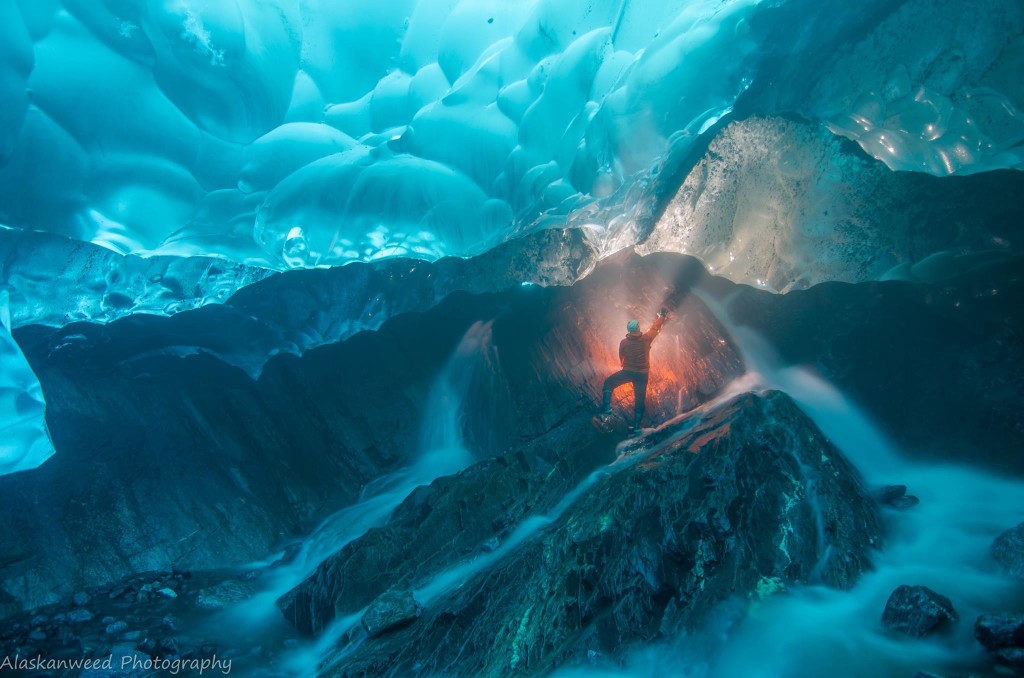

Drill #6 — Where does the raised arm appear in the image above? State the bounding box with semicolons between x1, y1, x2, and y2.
644;310;667;342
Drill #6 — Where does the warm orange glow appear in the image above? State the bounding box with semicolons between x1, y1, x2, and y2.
560;268;739;423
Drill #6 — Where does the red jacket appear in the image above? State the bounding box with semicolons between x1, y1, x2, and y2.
618;316;665;373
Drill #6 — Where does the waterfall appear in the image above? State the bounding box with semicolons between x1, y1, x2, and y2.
212;322;494;653
569;289;1024;677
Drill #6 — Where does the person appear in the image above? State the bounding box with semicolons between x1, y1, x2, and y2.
598;309;668;433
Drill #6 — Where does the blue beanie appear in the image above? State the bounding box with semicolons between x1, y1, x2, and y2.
627;320;640;332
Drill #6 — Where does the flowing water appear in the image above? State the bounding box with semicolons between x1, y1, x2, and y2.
231;296;1019;678
574;290;1024;678
210;322;495;674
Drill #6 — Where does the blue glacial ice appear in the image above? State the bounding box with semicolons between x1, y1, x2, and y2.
0;289;54;475
0;0;1021;324
2;0;1018;281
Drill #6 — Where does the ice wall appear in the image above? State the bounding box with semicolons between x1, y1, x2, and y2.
0;291;54;475
806;0;1024;175
0;0;1021;316
642;117;1024;291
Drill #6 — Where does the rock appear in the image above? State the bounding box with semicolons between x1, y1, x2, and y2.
135;583;153;603
72;591;90;606
160;637;180;657
162;615;178;631
872;485;908;504
994;647;1024;672
155;587;178;599
889;495;920;509
101;615;115;624
361;591;421;638
105;621;128;635
882;585;958;638
27;629;46;642
195;580;256;610
975;613;1024;650
29;614;47;627
302;391;882;675
108;585;130;600
991;522;1024;578
67;608;94;624
870;484;919;509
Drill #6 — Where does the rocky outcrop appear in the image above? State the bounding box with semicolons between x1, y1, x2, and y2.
285;391;881;676
975;614;1024;651
882;586;958;638
2;250;741;615
278;415;615;635
991;523;1024;578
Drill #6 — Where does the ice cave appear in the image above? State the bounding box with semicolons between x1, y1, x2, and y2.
0;0;1023;676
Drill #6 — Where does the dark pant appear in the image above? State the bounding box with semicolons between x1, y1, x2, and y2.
601;370;649;426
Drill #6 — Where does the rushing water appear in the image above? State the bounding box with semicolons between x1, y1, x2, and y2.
210;322;494;675
568;289;1024;678
230;293;1019;678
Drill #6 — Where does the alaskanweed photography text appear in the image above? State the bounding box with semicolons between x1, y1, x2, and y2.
1;652;232;674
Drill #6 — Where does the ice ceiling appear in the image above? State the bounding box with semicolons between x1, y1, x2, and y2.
0;0;1022;473
2;0;1022;274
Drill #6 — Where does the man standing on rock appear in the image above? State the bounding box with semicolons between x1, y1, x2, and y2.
596;309;668;434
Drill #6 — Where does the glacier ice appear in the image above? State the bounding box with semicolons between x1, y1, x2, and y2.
806;0;1024;176
0;227;273;327
0;0;1020;322
0;0;760;272
642;117;1024;291
0;290;54;475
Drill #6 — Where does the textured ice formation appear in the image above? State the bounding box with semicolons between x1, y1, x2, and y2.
807;0;1024;175
0;290;54;475
642;117;1024;291
0;0;760;272
0;227;273;327
0;0;1022;325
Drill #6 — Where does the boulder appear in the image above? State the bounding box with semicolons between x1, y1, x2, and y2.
974;613;1024;650
991;523;1024;578
872;485;908;504
882;585;958;638
871;485;920;510
361;592;421;638
303;391;881;676
66;608;94;624
994;647;1024;672
105;621;128;635
195;580;256;611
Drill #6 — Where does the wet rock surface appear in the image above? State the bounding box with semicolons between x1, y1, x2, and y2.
975;613;1024;673
0;568;250;677
728;255;1024;474
2;250;742;614
882;585;958;638
360;591;421;638
871;485;920;510
291;391;881;676
991;523;1024;579
975;614;1024;651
